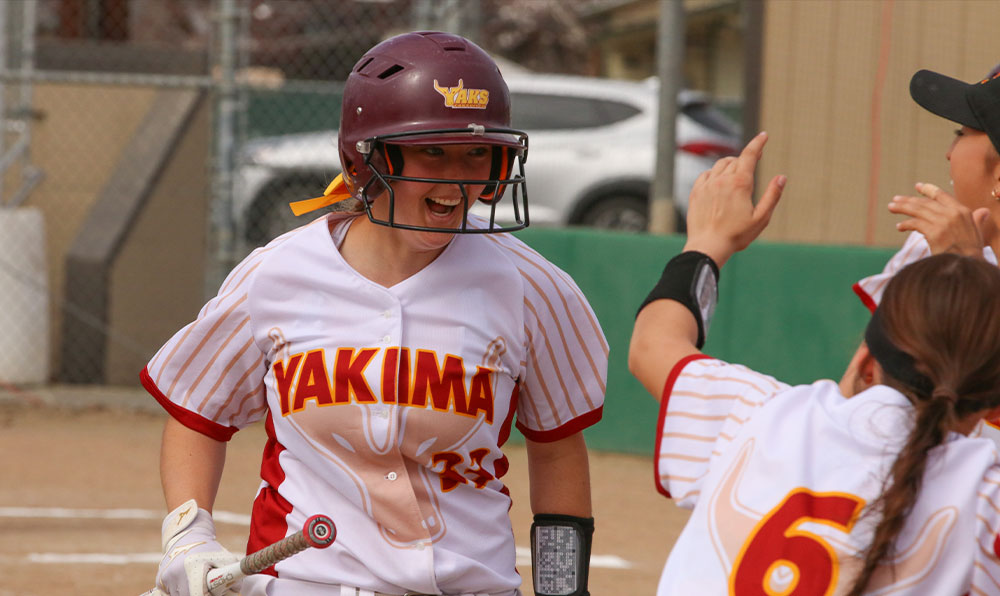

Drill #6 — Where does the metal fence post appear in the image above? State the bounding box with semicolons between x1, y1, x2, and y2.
207;0;239;298
648;0;685;235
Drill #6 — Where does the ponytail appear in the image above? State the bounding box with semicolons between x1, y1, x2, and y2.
843;391;954;596
845;254;1000;594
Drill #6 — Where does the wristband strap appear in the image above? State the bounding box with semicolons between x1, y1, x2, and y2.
636;251;719;349
531;514;594;596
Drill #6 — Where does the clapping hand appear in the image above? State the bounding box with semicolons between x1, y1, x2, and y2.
889;182;997;259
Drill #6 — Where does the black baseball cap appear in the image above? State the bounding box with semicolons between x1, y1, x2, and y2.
910;67;1000;155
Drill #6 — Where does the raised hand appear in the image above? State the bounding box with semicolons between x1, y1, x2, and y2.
683;131;787;267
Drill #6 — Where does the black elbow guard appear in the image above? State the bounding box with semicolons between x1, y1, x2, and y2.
530;513;594;596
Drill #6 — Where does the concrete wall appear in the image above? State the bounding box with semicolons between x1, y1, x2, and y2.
107;99;211;385
17;82;209;385
25;84;158;379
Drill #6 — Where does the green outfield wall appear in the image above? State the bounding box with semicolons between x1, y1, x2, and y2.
511;227;898;456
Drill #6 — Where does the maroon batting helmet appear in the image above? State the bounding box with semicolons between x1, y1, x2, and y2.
337;31;529;233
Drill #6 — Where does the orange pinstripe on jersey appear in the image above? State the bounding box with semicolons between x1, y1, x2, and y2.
210;352;264;423
196;337;257;410
186;321;252;412
482;229;608;413
520;269;604;408
655;357;787;501
170;301;249;406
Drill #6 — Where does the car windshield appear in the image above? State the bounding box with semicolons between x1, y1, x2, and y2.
510;92;641;130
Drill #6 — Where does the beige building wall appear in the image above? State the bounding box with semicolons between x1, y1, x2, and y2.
107;100;210;385
758;0;998;247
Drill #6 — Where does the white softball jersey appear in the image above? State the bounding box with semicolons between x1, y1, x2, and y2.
142;212;608;596
654;355;1000;595
853;231;998;311
853;230;1000;446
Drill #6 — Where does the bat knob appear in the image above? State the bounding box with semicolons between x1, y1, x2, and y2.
303;514;336;549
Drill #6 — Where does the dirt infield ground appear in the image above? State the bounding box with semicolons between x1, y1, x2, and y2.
0;389;690;595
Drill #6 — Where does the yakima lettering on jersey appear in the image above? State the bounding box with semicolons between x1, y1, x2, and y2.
274;347;495;422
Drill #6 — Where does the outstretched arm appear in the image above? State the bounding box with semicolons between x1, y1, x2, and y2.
629;131;786;399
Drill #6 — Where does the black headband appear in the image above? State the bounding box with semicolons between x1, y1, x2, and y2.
864;307;934;398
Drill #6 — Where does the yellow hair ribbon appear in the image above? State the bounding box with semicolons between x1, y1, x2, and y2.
288;174;353;216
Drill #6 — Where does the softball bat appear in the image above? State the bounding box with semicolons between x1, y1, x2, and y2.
140;513;336;596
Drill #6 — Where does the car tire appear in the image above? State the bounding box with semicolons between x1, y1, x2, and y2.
577;193;687;233
578;194;649;232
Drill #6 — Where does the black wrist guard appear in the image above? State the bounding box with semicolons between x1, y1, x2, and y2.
636;250;719;349
530;513;594;596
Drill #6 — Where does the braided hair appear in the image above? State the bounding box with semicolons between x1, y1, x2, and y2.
845;254;1000;595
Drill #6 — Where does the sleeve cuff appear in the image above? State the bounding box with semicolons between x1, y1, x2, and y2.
852;282;877;313
140;367;237;442
516;406;603;443
654;353;713;498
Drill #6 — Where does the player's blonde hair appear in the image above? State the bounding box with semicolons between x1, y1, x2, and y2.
846;253;1000;596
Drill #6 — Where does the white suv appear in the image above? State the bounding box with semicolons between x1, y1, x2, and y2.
234;73;740;246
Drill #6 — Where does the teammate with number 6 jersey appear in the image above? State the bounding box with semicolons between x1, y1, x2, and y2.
143;31;606;596
630;132;1000;595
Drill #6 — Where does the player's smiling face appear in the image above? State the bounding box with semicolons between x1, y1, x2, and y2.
372;143;492;250
946;126;1000;209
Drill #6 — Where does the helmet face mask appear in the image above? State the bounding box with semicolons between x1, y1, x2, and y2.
358;127;529;234
339;31;530;234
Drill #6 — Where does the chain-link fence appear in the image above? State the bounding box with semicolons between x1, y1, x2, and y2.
0;0;610;386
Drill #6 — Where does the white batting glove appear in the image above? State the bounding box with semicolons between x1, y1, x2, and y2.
155;499;241;596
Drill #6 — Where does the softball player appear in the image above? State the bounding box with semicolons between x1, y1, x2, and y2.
630;132;1000;594
855;65;1000;445
855;63;1000;309
144;31;607;596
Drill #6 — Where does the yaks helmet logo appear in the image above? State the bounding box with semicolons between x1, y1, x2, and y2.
433;79;490;109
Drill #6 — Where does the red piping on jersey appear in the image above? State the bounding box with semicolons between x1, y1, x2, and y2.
141;367;237;441
654;354;712;498
247;411;293;576
493;385;518;510
516;406;603;443
497;385;520;448
852;282;878;314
